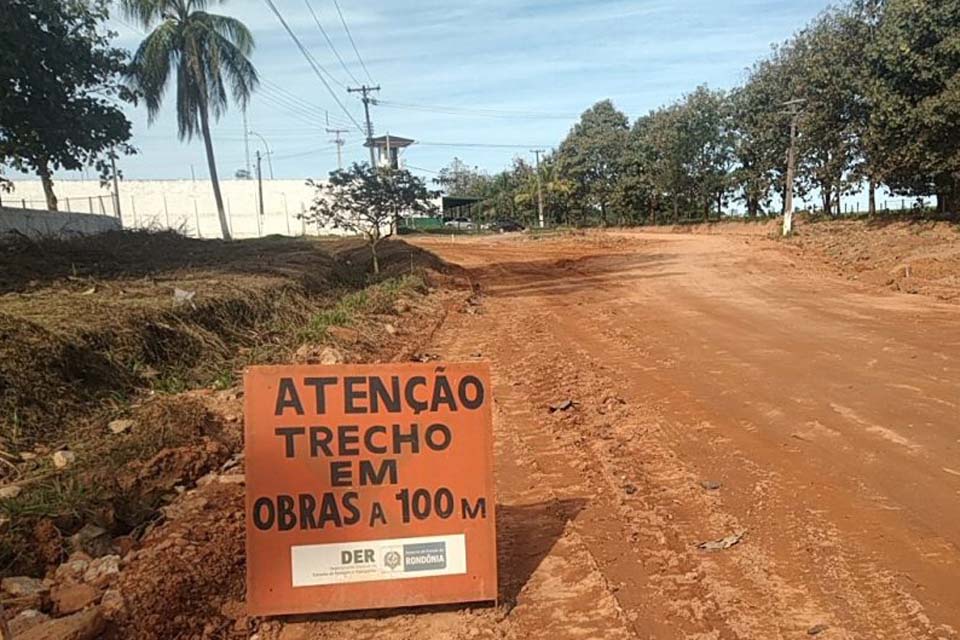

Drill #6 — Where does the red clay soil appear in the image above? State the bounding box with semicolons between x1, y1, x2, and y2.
308;229;957;640
24;224;960;640
789;218;960;302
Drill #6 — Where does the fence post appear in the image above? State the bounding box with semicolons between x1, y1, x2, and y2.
254;194;262;238
194;201;202;239
65;197;71;212
163;194;171;229
131;195;138;228
88;196;94;214
98;196;106;215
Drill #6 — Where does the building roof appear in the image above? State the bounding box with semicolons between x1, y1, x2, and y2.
364;135;416;148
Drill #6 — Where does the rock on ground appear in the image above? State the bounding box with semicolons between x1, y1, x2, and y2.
17;608;105;640
51;582;100;615
1;575;46;597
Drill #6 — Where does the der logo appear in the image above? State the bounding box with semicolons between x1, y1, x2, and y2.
383;550;402;570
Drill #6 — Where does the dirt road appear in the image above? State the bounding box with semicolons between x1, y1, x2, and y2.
273;230;959;640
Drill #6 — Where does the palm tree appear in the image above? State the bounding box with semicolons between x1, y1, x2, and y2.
121;0;258;240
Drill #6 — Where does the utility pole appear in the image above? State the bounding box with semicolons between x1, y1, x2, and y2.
110;147;123;225
531;149;545;229
256;150;265;221
327;128;348;170
248;130;274;179
781;99;805;237
347;85;380;166
242;108;251;178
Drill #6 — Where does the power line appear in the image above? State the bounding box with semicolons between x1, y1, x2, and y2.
273;142;364;161
259;80;357;128
256;89;344;131
262;0;366;135
377;100;579;121
332;0;375;84
303;0;361;86
417;141;554;149
405;164;441;175
255;96;329;132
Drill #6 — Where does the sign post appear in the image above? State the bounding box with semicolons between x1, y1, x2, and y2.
244;363;497;616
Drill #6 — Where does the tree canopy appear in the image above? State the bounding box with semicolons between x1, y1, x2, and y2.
459;0;960;226
305;163;437;273
0;0;135;210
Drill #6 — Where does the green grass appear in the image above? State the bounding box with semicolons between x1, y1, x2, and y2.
0;476;101;522
301;274;426;342
152;370;189;395
209;367;236;391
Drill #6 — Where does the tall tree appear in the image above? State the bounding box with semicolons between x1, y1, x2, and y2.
435;157;489;196
619;115;659;224
676;86;736;220
0;0;134;210
558;100;630;226
867;0;960;213
304;163;436;274
730;65;789;218
643;104;690;222
121;0;258;239
844;0;886;215
789;10;866;216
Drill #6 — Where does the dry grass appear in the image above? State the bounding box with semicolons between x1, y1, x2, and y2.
0;231;445;450
0;229;451;576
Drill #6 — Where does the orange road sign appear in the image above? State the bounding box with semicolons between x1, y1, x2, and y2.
244;363;497;616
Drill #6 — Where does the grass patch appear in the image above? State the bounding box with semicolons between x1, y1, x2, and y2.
0;396;232;574
301;273;427;342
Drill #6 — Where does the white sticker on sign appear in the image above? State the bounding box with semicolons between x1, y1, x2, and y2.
291;534;467;587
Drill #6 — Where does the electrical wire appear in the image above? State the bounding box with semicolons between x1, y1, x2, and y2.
273;142;365;161
259;80;357;128
256;90;342;131
303;0;361;86
416;141;553;149
331;0;375;84
405;164;441;174
377;100;579;121
262;0;366;135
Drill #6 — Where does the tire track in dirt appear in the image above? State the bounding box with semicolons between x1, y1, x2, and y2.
543;252;957;639
431;294;742;638
408;232;960;640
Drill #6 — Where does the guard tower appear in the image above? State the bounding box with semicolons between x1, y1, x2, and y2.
365;134;415;170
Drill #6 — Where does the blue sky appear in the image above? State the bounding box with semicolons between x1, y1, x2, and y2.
88;0;831;182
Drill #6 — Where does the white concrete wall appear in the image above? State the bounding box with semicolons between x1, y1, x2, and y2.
0;206;121;239
2;179;335;239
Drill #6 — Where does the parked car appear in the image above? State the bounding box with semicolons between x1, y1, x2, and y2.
489;218;526;233
443;217;475;230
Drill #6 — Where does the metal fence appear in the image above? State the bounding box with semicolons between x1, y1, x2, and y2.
0;193;119;217
0;192;330;240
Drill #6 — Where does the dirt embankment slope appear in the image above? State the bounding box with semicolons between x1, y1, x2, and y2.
788;218;960;302
0;230;457;583
645;215;960;303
